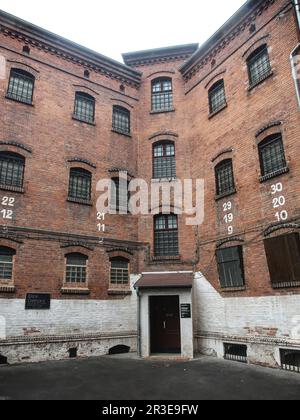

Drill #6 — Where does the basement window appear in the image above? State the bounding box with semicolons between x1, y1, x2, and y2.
280;349;300;373
109;345;130;355
0;355;8;365
68;348;78;359
224;343;248;363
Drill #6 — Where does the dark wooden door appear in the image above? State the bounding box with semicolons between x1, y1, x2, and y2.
150;296;181;354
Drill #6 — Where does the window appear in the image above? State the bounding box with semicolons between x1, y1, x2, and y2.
68;168;92;202
259;134;287;178
209;80;226;114
152;78;173;112
215;159;235;197
153;142;176;179
280;349;300;373
0;152;25;189
0;247;15;281
224;344;248;364
7;69;34;104
154;214;179;257
65;253;87;283
110;257;129;285
112;106;130;135
247;45;271;87
216;246;245;289
111;177;129;213
74;92;95;124
264;233;300;289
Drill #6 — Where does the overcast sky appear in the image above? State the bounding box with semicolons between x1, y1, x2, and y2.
0;0;246;62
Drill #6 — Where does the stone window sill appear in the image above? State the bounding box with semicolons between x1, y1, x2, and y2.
5;95;34;107
0;184;24;194
248;71;274;91
152;255;181;262
61;288;90;296
151;177;178;183
111;129;132;138
208;103;228;119
259;167;289;183
67;197;93;206
215;189;236;201
221;286;246;293
272;281;300;290
150;108;175;115
108;289;132;296
72;115;96;126
0;285;15;293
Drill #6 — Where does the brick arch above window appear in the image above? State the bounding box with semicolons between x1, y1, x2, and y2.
106;249;134;259
242;35;270;60
148;131;179;142
205;70;226;90
66;157;96;170
72;85;99;96
147;70;176;79
110;98;134;109
255;121;283;141
211;148;233;164
0;141;32;154
6;60;39;78
263;223;300;238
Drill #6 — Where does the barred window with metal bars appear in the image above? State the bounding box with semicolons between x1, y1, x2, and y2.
0;247;15;281
7;69;35;104
224;344;248;364
247;44;271;87
74;92;95;123
152;78;173;112
154;214;179;257
68;168;92;201
209;80;226;114
215;159;235;196
153;142;176;179
264;233;300;289
0;152;25;189
216;246;245;289
112;106;130;135
259;134;286;177
65;253;87;283
110;257;129;285
280;349;300;374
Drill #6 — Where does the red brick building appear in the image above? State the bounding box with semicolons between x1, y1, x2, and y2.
0;0;300;369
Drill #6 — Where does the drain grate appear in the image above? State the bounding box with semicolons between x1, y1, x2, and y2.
280;349;300;373
224;343;248;363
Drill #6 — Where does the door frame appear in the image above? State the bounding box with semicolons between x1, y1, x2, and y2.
149;295;181;355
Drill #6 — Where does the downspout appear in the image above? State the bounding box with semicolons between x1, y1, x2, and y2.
135;285;142;357
291;0;300;108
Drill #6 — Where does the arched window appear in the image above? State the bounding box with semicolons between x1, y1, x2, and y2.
153;142;176;179
152;78;173;112
247;44;271;87
258;134;286;177
154;214;179;257
73;92;95;123
0;247;16;281
208;80;226;114
0;152;25;189
110;257;129;285
7;68;35;104
68;168;92;202
112;106;130;135
65;253;88;283
215;159;235;197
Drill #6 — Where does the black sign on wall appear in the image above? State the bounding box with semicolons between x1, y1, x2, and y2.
180;304;191;319
25;293;51;310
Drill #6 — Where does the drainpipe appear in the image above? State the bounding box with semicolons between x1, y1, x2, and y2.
135;286;142;357
291;0;300;108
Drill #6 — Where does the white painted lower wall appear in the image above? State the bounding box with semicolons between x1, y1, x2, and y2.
0;276;139;364
193;272;300;367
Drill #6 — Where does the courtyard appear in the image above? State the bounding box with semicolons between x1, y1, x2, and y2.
0;354;299;401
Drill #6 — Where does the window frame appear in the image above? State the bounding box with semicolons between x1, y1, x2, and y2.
154;214;179;257
152;141;176;180
208;80;227;115
68;167;92;203
65;253;88;285
6;68;35;105
110;257;130;286
216;245;245;289
112;106;131;136
215;159;235;198
73;92;95;124
151;78;173;112
258;134;287;180
0;152;25;191
0;247;16;283
247;44;272;88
